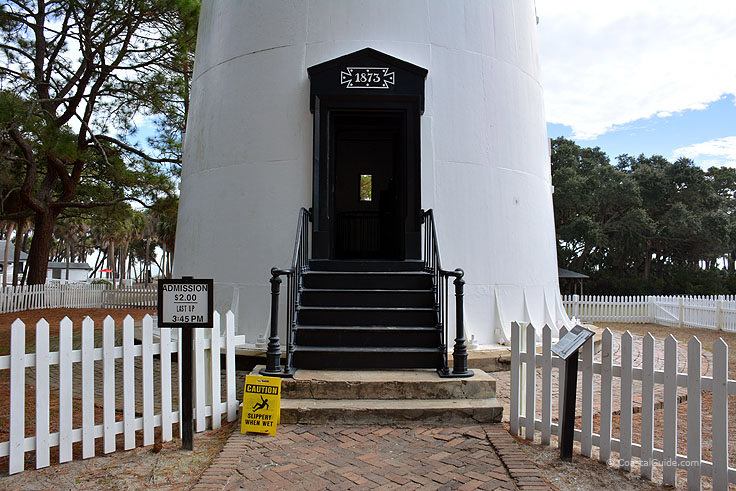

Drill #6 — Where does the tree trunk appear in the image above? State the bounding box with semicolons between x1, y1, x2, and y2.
12;221;25;286
127;248;132;282
118;245;126;287
151;254;163;279
145;238;151;283
3;222;15;288
90;251;106;278
643;250;651;280
108;242;115;283
20;260;29;286
65;242;71;281
26;211;57;285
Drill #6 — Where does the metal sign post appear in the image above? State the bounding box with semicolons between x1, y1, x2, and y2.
158;276;214;450
551;325;595;461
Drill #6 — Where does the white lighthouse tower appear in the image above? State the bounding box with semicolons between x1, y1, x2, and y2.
174;0;570;360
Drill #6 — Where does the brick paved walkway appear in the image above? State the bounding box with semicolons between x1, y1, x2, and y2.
194;424;550;490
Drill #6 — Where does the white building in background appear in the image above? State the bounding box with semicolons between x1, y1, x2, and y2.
46;261;92;283
0;240;91;284
174;0;571;353
0;240;26;283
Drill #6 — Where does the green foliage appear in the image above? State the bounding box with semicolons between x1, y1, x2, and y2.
553;137;736;295
91;279;112;287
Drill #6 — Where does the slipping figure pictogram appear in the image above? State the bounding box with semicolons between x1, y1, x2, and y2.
252;395;269;412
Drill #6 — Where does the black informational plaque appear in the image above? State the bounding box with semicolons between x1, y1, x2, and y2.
553;324;595;461
552;325;595;360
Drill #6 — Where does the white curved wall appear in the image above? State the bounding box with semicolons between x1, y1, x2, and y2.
175;0;571;345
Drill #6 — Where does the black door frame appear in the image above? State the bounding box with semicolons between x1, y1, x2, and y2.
311;96;422;260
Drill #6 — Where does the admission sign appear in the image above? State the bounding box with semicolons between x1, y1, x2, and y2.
157;278;213;328
240;374;281;435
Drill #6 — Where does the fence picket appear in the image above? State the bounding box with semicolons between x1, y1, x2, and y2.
687;337;702;489
59;317;73;463
641;333;655;480
35;319;50;469
81;317;95;459
525;324;536;441
581;335;593;457
142;315;154;446
510;322;521;436
195;328;206;432
160;327;173;442
103;316;116;454
210;312;222;430
620;331;633;472
123;315;135;450
226;311;237;421
178;326;183;438
663;335;678;486
599;329;612;463
712;339;728;489
541;325;552;445
9;320;26;474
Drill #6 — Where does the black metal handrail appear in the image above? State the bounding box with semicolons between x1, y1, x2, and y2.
422;209;473;378
260;207;311;377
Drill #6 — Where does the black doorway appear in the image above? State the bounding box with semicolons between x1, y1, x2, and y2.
308;48;427;261
333;112;405;259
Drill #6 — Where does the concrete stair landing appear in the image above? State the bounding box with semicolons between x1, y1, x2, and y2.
252;366;503;424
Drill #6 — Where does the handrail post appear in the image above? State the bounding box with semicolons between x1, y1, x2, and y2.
450;269;473;377
260;268;284;376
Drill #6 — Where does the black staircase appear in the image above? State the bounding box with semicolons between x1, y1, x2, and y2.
293;260;441;369
261;208;472;377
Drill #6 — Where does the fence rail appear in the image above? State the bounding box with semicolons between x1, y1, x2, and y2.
563;294;736;331
510;321;734;488
1;311;244;474
0;284;156;314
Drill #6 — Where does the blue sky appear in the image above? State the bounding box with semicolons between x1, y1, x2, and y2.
547;95;736;166
536;0;736;168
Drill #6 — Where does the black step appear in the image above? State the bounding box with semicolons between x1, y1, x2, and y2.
294;326;440;348
292;346;443;369
300;289;435;308
309;260;425;272
297;306;437;327
302;271;433;290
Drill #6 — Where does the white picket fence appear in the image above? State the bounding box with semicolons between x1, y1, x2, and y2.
0;284;157;314
563;294;736;331
101;285;157;309
1;311;244;474
510;322;735;488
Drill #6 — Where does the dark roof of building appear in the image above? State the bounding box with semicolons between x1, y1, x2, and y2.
558;267;589;279
47;261;92;270
0;240;28;261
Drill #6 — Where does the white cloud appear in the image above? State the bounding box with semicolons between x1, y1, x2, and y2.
536;0;736;140
672;136;736;168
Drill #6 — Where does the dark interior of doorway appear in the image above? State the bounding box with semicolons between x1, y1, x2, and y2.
332;112;406;260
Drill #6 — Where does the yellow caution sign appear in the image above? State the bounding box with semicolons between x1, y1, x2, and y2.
241;374;281;435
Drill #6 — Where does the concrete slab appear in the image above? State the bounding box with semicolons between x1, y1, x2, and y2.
250;365;503;424
279;367;496;400
280;398;503;424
